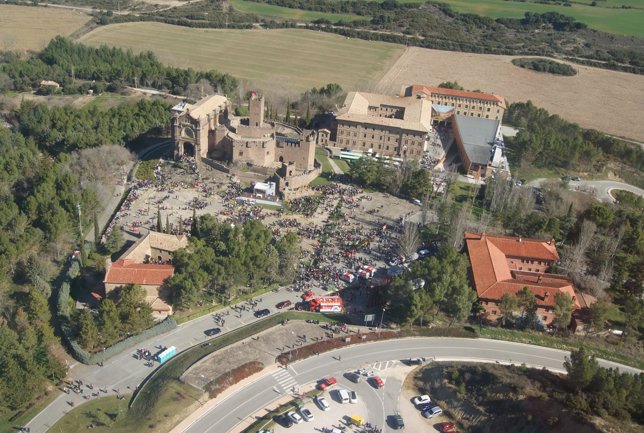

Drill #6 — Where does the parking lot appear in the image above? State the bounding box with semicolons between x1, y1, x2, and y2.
269;362;448;433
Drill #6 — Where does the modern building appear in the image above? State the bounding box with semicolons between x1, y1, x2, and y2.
401;84;506;121
452;114;508;178
103;231;188;319
334;91;433;160
464;232;581;327
171;93;320;196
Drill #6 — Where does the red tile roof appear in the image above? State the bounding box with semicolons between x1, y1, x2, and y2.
411;84;506;108
104;259;174;286
465;232;578;309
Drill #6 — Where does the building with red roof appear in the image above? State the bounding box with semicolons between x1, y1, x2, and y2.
465;232;582;326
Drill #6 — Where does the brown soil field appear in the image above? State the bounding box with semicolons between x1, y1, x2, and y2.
376;47;644;143
0;5;90;52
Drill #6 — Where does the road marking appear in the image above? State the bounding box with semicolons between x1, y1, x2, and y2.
272;369;297;392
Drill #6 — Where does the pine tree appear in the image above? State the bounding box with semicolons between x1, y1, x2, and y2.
77;309;99;350
166;214;170;234
178;216;184;235
305;103;311;127
94;212;100;245
157;207;162;232
285;99;291;124
99;299;120;345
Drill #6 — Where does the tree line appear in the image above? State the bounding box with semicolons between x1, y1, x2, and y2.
167;215;300;309
511;57;577;76
0;36;238;96
504;101;644;173
16;98;170;155
350;158;433;200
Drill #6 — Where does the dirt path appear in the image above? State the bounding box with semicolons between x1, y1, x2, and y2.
377;47;644;142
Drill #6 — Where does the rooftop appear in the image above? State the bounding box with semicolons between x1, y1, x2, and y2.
104;259;174;286
336;91;432;133
408;84;506;108
453;114;501;165
121;231;188;261
464;232;577;309
177;94;229;120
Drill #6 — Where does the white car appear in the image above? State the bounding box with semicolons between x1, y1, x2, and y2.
349;390;358;404
315;395;330;411
422;405;443;418
287;411;303;424
299;407;314;422
338;389;350;404
412;395;431;406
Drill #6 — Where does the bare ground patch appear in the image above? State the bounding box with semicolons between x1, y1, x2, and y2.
376;47;644;143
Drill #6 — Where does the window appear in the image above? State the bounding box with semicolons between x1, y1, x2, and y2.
492;310;497;315
542;316;547;321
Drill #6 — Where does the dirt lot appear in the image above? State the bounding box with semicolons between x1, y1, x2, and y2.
181;322;327;390
376;47;644;143
0;4;90;52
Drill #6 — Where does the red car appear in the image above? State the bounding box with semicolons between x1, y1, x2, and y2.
301;290;315;300
317;377;337;390
369;376;384;388
276;300;292;309
438;422;457;433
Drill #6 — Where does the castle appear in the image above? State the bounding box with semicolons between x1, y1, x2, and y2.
171;93;319;197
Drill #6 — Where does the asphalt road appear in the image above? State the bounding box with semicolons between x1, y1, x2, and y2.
528;178;644;203
180;338;642;433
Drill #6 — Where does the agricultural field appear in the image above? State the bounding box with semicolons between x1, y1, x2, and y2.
229;0;368;21
79;23;404;93
419;0;644;37
376;47;644;143
0;4;90;52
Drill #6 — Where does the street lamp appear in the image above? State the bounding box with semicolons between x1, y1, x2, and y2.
378;308;386;334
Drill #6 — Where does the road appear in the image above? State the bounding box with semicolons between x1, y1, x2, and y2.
528;178;644;203
180;338;641;433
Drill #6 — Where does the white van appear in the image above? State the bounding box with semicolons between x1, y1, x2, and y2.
338;389;350;404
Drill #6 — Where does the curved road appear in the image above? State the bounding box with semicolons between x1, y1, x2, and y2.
528;178;644;203
181;337;641;433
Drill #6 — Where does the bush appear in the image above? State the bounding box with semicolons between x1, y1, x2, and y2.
511;58;577;76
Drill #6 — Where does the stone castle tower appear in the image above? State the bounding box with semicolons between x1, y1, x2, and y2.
249;93;265;127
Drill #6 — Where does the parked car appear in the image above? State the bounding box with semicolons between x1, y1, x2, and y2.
344;372;362;383
349;390;358;404
417;249;430;257
317;377;337;390
412;394;431;406
299;407;314;422
287;411;303;424
391;414;405;429
369;376;384;388
276;300;292;309
417;402;434;412
204;328;221;336
422;405;443;418
274;413;293;428
438;422;457;433
314;395;330;411
254;308;270;318
404;357;426;366
337;389;350;404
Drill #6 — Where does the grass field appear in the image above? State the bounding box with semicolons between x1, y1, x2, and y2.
0;5;90;51
426;0;644;37
230;0;368;21
376;47;644;143
80;23;404;93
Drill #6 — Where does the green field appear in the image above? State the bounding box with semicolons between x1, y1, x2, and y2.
429;0;644;37
230;0;368;21
80;23;404;93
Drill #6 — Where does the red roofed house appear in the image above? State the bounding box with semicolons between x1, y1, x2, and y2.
401;84;506;121
465;232;582;327
104;231;187;319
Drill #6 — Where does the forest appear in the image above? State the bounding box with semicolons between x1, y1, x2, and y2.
168;215;300;309
504;101;644;175
0;37;238;96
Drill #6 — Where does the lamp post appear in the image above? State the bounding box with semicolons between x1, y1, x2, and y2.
378;307;386;334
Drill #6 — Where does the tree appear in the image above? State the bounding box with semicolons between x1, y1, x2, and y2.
553;292;574;331
517;286;538;329
77;309;99;350
397;222;420;258
499;293;518;327
438;81;464;90
157;207;162;232
443;279;477;326
588;298;612;334
105;226;124;254
117;284;153;334
407;289;434;327
564;346;599;392
94;212;100;245
99;298;120;344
